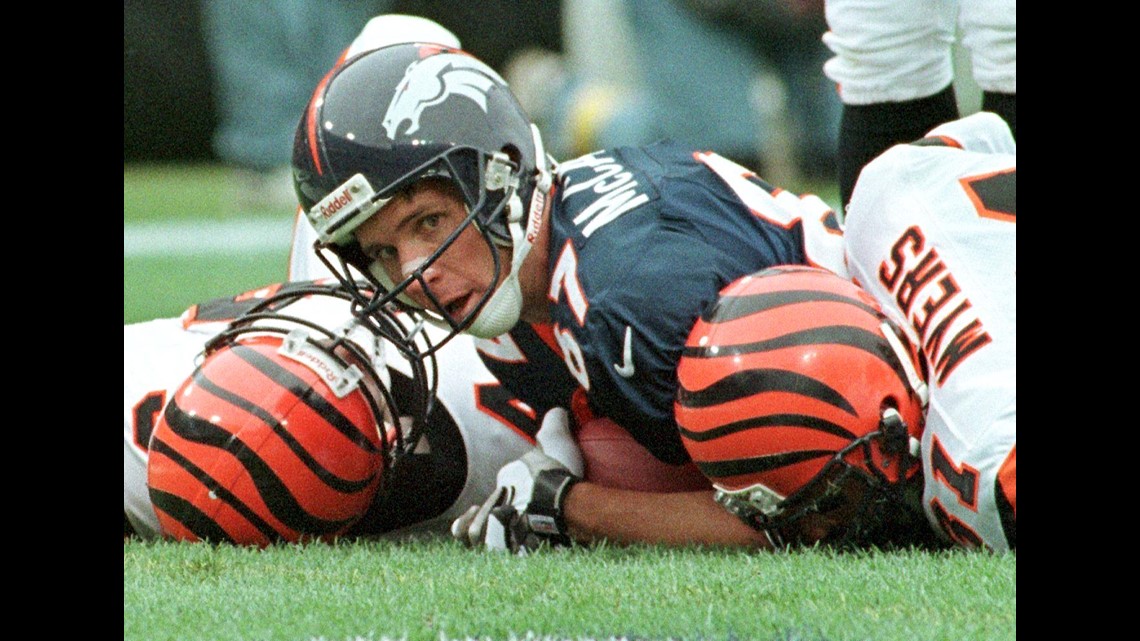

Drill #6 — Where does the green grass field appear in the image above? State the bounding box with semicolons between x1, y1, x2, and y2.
123;164;1014;641
124;163;295;323
124;538;1014;641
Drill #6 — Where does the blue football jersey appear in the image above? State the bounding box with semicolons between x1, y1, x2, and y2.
477;140;846;464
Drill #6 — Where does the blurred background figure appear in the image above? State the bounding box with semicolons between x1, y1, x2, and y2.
200;1;394;214
822;0;1016;211
505;0;841;191
125;0;562;214
123;2;557;320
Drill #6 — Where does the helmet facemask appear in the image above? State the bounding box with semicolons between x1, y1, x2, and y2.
714;405;924;551
309;125;552;356
203;283;440;471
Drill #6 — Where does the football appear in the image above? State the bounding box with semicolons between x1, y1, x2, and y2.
576;416;711;492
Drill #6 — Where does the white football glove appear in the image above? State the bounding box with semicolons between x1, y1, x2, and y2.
451;409;585;554
451;407;584;554
450;448;581;554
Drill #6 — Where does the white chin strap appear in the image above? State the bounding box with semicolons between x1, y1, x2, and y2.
464;210;528;338
879;320;929;408
467;124;552;339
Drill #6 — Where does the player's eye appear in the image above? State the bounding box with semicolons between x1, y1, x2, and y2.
419;213;443;232
369;245;398;262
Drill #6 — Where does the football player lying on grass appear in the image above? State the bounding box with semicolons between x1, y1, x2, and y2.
124;281;582;545
453;266;946;552
454;113;1015;554
281;26;1011;552
286;41;864;553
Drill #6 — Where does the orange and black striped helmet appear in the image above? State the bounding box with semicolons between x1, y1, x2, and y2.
146;284;432;546
675;266;929;547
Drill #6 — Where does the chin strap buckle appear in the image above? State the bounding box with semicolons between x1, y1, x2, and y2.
485;152;517;193
878;407;921;461
714;485;787;550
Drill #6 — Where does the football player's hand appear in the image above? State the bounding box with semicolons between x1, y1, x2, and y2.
451;448;581;555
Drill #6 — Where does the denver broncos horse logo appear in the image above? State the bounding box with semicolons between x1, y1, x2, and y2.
383;55;504;139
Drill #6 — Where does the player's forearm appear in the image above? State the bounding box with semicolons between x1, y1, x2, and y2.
562;482;773;549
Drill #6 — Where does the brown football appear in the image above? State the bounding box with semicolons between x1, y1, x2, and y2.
576;417;711;493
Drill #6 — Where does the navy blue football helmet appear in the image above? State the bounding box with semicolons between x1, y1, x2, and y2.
292;43;553;351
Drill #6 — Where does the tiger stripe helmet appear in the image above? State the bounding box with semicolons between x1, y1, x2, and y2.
146;285;421;546
675;266;928;546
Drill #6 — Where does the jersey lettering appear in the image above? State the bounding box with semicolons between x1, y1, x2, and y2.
929;434;980;509
132;390;166;451
911;271;961;339
560;151;651;237
930;499;985;549
927;313;991;385
549;240;588;325
879;225;992;386
553;322;590;390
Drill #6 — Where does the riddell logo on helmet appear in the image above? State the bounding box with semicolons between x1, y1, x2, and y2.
291;348;341;384
319;188;354;219
526;190;546;243
279;334;363;397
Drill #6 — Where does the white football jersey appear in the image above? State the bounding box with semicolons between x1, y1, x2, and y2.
123;285;539;540
844;112;1016;551
288;209;341;282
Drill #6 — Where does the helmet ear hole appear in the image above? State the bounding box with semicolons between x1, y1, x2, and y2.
878;406;909;456
500;144;523;170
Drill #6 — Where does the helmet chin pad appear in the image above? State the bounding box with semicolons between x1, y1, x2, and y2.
465;272;523;338
464;187;536;338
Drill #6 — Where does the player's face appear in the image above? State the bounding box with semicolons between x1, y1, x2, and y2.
353;180;506;323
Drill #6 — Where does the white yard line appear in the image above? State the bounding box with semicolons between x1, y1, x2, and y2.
123;218;295;257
